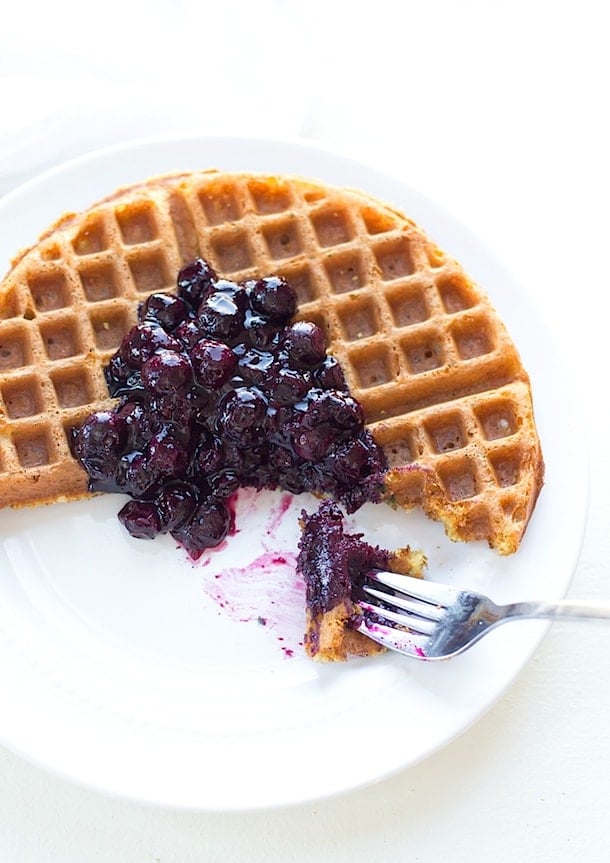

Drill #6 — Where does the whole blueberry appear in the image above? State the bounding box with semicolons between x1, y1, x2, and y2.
174;318;204;349
177;258;217;306
116;401;159;451
250;275;296;323
244;311;279;350
195;435;224;476
118;500;163;539
327;437;369;482
173;497;232;558
147;430;189;478
206;468;241;499
139;293;189;331
315;354;346;390
217;387;266;440
283;320;327;367
197;292;244;341
267;368;310;406
72;410;126;479
156;481;199;531
190;338;237;389
120;451;155;497
141;349;193;395
292;426;336;462
120;323;182;368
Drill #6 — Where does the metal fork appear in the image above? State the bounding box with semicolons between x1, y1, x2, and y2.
355;570;610;660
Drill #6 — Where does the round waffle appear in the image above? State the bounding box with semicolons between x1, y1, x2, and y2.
0;170;544;553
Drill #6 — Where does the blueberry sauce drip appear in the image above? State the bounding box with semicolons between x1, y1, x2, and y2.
297;500;391;619
71;259;387;560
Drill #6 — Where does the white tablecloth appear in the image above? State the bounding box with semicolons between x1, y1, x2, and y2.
1;1;608;859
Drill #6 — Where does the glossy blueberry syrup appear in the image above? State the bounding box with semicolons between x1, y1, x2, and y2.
71;259;387;560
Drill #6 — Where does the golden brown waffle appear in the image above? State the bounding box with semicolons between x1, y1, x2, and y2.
0;170;543;552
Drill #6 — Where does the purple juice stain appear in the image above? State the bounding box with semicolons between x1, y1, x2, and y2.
265;492;294;537
202;547;304;658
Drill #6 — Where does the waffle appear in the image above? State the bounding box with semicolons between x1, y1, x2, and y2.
307;543;428;663
0;170;544;552
299;497;428;663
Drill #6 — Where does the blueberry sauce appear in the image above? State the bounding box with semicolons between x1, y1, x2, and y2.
297;499;391;622
72;259;387;560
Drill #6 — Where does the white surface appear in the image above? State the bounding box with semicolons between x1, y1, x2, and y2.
1;0;608;858
0;133;586;810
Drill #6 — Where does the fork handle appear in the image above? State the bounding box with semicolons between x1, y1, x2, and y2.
502;600;610;622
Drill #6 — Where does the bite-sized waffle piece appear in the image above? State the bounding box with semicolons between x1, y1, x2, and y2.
0;170;543;552
298;500;427;662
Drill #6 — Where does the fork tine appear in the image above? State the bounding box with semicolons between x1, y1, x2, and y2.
358;599;437;635
365;569;460;607
356;611;430;657
361;585;444;624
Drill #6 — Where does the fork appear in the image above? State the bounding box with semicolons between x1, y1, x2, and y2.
355;570;610;660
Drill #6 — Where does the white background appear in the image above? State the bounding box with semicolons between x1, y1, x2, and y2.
1;1;608;860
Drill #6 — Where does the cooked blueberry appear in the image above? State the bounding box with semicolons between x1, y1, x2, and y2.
213;278;242;298
105;360;145;398
139;293;189;331
182;387;214;426
120;323;182;368
191;338;237;389
207;468;241;499
269;445;295;472
218;388;266;438
149;394;195;433
297;389;333;427
156;482;198;531
326;391;364;430
173;498;232;559
278;468;306;495
327;437;369;482
120;451;154;497
147;430;189;478
174;318;204;349
244;311;279;349
292;426;336;462
195;435;224;475
297;500;392;618
268;368;310;405
283;320;327;367
315;355;346;390
364;437;388;477
177;258;217;306
141;349;193;395
236;347;276;387
299;390;363;431
118;500;163;539
117;401;159;450
197;292;244;341
251;275;296;322
104;354;131;395
224;441;267;473
72;410;126;478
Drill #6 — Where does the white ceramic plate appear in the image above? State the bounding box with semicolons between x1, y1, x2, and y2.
0;135;587;810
